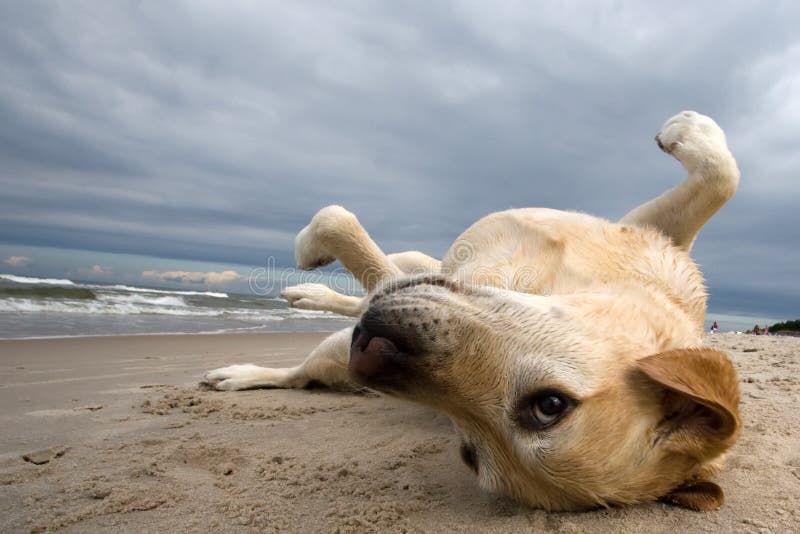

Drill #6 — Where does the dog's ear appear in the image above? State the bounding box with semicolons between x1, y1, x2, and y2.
636;348;740;459
635;348;740;511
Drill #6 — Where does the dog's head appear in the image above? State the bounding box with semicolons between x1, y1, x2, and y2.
349;276;740;511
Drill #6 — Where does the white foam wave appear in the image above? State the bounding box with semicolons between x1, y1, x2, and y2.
0;274;228;298
0;298;217;317
98;293;188;307
102;284;228;298
0;298;346;321
0;274;75;286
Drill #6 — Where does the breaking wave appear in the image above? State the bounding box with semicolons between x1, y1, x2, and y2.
0;274;76;285
105;285;228;298
0;274;228;298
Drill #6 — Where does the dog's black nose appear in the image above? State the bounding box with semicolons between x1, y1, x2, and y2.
349;323;399;384
348;311;420;386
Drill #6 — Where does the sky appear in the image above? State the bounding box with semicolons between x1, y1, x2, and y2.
0;1;798;318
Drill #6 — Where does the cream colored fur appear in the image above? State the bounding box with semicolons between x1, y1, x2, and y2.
203;111;742;511
281;251;440;316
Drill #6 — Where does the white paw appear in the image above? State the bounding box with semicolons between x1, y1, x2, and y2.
202;364;265;391
655;111;731;171
295;224;335;270
281;283;336;309
295;205;355;270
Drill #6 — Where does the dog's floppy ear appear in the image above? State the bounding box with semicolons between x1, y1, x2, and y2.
636;347;740;457
635;348;740;511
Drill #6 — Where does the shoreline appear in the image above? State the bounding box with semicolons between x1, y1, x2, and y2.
0;329;345;342
1;332;798;532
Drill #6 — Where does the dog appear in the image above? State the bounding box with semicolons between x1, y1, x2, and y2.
203;111;741;512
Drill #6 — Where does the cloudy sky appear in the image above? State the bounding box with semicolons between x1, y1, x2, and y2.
0;1;798;317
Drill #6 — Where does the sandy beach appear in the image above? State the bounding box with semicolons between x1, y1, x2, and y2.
0;332;798;533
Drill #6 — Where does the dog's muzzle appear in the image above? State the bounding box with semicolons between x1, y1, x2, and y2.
348;276;450;387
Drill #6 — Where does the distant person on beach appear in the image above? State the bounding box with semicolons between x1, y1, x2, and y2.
711;321;718;333
753;324;761;335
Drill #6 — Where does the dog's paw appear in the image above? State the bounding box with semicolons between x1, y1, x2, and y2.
202;364;265;391
295;224;335;270
655;111;731;172
282;283;336;309
295;206;356;270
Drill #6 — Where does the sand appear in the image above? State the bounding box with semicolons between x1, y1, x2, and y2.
0;332;798;533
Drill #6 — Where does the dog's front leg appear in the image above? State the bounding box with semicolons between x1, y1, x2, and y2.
620;111;740;251
281;283;365;317
202;327;357;391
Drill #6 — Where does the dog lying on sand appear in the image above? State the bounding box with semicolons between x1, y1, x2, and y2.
203;111;741;512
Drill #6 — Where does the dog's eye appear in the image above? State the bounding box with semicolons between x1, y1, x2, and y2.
517;390;574;430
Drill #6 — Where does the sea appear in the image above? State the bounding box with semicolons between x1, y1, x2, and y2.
0;274;782;340
0;274;354;339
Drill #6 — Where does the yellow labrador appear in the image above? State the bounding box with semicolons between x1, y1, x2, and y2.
204;111;741;512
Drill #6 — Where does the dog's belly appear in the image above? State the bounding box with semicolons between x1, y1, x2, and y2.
439;208;704;319
440;208;599;295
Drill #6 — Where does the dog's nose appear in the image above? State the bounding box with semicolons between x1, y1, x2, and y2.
349;323;398;384
348;276;455;387
348;311;420;386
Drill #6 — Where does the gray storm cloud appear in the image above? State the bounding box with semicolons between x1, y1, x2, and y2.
0;1;798;315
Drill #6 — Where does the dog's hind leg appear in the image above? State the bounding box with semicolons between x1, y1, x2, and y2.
202;327;357;391
620;111;740;252
282;251;441;316
386;251;442;276
295;205;404;292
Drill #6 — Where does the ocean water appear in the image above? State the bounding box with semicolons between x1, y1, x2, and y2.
0;274;783;340
0;274;353;339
